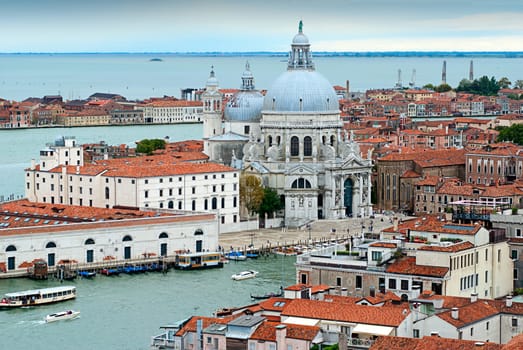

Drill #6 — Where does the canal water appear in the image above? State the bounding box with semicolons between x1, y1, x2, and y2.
0;255;296;350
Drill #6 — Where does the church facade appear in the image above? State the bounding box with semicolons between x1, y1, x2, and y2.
204;22;373;227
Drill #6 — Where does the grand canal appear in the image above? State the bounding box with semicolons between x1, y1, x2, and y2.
0;255;296;350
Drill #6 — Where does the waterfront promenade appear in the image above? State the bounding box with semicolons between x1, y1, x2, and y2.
219;214;403;251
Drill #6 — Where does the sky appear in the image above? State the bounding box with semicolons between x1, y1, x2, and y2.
1;0;522;53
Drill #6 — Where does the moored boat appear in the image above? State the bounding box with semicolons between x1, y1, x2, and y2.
78;271;96;278
174;251;224;270
231;270;259;281
45;310;80;323
0;286;76;309
250;286;284;300
225;251;247;261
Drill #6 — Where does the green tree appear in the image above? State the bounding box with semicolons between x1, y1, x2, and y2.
258;188;283;218
497;124;523;145
239;173;264;217
434;83;452;92
136;138;166;155
457;76;500;96
423;83;435;90
514;80;523;89
498;77;512;89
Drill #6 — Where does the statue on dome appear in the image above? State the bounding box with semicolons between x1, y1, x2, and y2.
299;20;303;33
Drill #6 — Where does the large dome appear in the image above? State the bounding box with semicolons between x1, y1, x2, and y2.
225;91;264;122
262;70;339;113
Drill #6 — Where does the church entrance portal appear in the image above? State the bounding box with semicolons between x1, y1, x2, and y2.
344;178;353;217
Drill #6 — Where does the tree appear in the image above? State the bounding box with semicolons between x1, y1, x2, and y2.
258;188;283;218
456;76;500;96
136;138;166;155
497;124;523;145
498;77;512;89
434;83;452;92
514;80;523;89
423;83;435;90
239;174;264;217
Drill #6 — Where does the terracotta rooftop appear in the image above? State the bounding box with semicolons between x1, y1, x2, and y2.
250;321;320;342
370;335;503;350
386;257;449;278
176;315;234;336
382;216;481;236
437;301;500;328
281;299;409;327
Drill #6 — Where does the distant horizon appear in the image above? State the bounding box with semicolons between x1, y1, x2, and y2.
2;51;523;57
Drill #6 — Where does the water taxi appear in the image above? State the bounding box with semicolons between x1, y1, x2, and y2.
174;251;224;270
0;286;76;309
231;270;259;281
224;251;247;261
45;310;80;323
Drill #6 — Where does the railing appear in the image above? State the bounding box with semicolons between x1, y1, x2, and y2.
150;334;176;349
348;337;375;348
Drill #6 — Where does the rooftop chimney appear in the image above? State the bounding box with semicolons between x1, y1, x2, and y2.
341;288;348;297
451;307;459;320
471;293;478;303
506;295;513;308
430;331;439;337
393;217;399;232
411;285;421;299
369;286;376;298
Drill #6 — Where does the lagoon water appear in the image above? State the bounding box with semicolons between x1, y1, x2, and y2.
1;53;522;102
0;255;297;350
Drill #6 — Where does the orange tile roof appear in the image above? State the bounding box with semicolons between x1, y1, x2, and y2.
382;216;481;236
43;155;235;178
401;170;421;178
369;242;397;248
370;335;503;350
415;175;441;186
437;301;499;328
250;321;320;342
281;299;409;327
176;315;234;336
386;257;448;278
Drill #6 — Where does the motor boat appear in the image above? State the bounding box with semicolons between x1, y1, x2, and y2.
231;270;259;281
45;310;80;323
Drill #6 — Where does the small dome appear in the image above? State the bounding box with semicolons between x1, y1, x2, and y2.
225;90;264;122
292;32;309;45
206;67;219;88
262;70;339;113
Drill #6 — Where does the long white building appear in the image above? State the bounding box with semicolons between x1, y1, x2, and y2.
25;136;243;233
0;200;217;272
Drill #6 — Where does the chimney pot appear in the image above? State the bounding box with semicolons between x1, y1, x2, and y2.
471;293;478;303
506;295;513;308
451;307;459;319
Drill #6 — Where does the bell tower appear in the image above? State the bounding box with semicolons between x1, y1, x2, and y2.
202;67;223;155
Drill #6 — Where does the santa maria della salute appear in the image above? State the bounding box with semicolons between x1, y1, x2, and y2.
203;21;373;227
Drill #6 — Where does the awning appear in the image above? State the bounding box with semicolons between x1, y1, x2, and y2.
352;324;394;336
283;317;320;326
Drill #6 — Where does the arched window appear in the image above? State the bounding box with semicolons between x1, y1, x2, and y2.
291;178;312;189
204;199;208;210
194;229;204;235
46;242;56;248
168;201;174;209
221;197;225;208
6;245;16;252
105;186;110;200
212;197;217;210
159;232;168;239
304;136;312;156
290;136;299;156
276;136;281;145
85;238;95;245
268;135;273;146
330;135;336;146
122;235;133;242
192;200;196;211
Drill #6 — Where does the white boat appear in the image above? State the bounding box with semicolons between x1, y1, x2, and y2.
0;286;76;309
225;251;247;261
231;270;259;281
45;310;80;323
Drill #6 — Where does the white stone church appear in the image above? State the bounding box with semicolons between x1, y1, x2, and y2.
203;22;373;227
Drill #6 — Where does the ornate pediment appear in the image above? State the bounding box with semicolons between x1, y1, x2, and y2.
341;155;369;169
285;163;317;176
